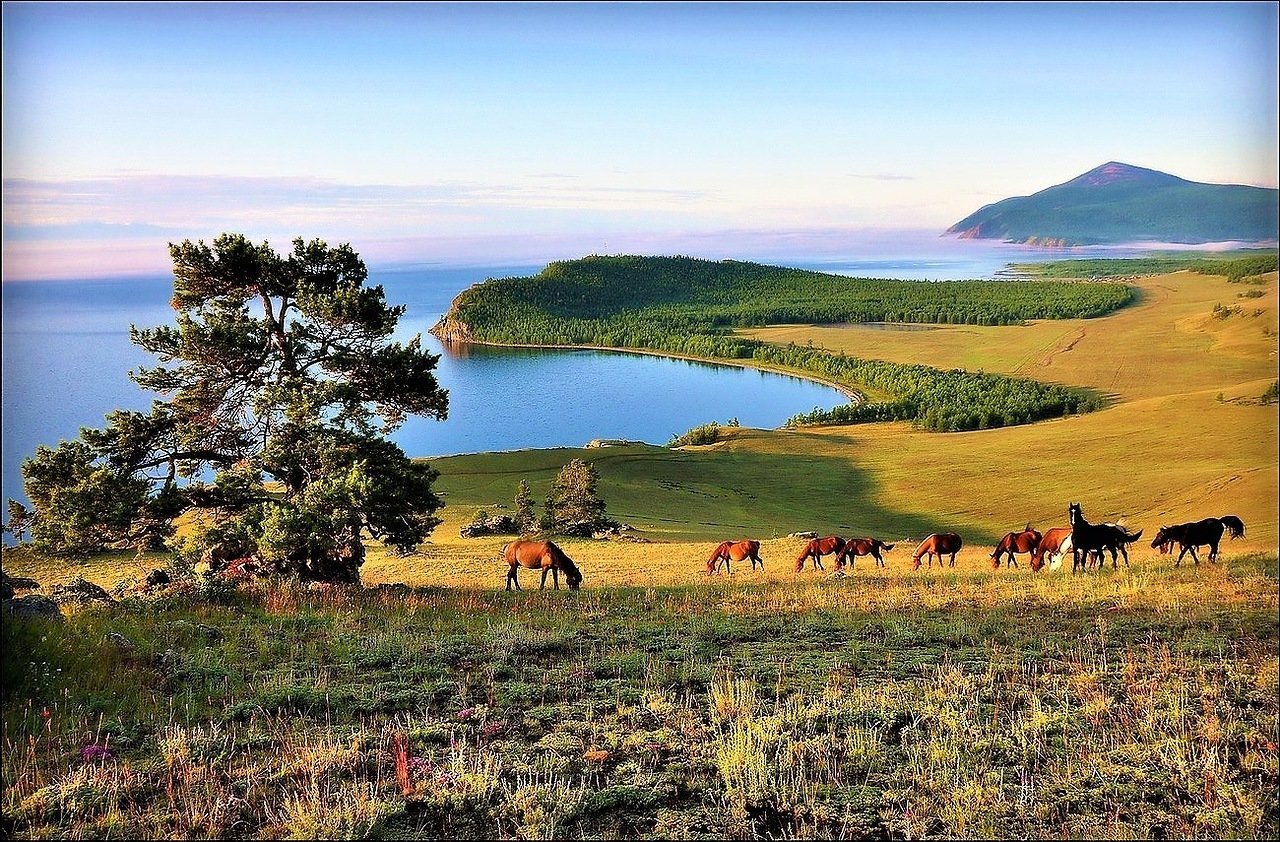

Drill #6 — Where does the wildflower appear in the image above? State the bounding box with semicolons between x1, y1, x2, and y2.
457;707;476;721
480;721;506;741
81;743;114;763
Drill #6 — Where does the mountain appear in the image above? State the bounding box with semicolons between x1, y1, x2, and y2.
945;162;1279;246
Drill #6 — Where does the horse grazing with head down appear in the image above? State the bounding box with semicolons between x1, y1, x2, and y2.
1068;503;1142;572
911;533;962;570
835;538;895;571
795;536;846;572
1151;516;1245;565
503;540;583;591
706;540;764;575
991;525;1042;569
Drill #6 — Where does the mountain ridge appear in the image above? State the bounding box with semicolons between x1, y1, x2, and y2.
946;162;1278;246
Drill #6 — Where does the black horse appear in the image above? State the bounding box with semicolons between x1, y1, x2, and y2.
1068;503;1143;572
1151;516;1245;565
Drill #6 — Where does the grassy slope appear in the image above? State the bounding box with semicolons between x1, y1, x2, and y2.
369;268;1275;588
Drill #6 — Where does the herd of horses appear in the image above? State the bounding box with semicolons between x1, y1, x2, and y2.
502;503;1246;591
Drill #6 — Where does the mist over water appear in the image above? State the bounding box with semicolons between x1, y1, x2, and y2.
1;236;1154;507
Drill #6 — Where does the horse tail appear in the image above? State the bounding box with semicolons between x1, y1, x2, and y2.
1119;528;1142;543
1220;516;1246;539
879;541;895;551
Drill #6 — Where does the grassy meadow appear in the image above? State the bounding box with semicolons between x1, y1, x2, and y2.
2;265;1277;839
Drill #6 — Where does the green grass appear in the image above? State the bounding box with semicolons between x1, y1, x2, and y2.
3;556;1276;839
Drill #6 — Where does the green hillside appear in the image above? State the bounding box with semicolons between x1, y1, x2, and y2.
947;161;1279;245
430;256;1130;432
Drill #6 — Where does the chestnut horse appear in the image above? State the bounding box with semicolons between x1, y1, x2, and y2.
835;538;895;571
1030;527;1071;572
911;533;962;570
707;540;764;574
503;540;583;591
991;525;1042;569
1151;516;1245;565
795;536;846;572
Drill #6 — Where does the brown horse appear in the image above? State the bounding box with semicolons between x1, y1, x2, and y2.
795;536;846;572
991;525;1042;569
911;533;962;570
707;540;764;574
835;538;895;571
503;540;583;591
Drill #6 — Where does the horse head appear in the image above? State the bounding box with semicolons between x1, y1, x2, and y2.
1151;527;1171;552
1068;503;1082;526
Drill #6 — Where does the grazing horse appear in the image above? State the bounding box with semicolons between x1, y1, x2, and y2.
795;536;846;572
503;540;583;591
835;538;895;571
1067;503;1143;572
911;533;962;570
991;525;1042;569
1031;527;1073;572
706;540;764;574
1151;516;1245;565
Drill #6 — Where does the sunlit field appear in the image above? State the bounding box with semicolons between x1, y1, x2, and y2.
3;266;1276;839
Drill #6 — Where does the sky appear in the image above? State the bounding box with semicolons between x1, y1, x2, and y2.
2;1;1277;279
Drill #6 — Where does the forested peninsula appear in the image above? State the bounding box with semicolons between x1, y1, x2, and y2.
431;256;1132;432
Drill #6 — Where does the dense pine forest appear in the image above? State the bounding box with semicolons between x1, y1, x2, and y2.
435;257;1119;432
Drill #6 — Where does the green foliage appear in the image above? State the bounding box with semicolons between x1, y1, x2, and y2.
668;421;723;447
1017;252;1278;281
1262;381;1279;405
18;235;448;580
437;256;1115;433
513;480;538;534
543;459;608;535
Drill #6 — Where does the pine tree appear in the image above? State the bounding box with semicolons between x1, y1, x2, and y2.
513;480;537;535
544;459;608;535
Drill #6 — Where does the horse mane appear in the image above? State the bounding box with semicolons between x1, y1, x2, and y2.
546;541;579;575
708;541;732;564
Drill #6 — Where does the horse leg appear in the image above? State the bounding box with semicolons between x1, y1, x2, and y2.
1190;546;1200;565
816;554;825;571
949;551;957;568
1208;541;1219;563
508;566;520;591
553;568;560;590
540;567;549;590
1176;545;1187;566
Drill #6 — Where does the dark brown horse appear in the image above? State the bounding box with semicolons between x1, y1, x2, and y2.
911;533;962;570
795;536;846;572
991;525;1042;569
707;540;764;574
1151;516;1245;565
835;538;895;571
1068;503;1142;572
503;540;583;591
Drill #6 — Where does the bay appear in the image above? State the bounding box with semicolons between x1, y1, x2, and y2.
0;237;1155;507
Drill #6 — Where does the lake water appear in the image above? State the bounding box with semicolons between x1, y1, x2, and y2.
0;238;1153;507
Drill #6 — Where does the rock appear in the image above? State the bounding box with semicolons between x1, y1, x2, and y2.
789;531;819;540
104;632;133;649
4;595;63;621
144;568;172;587
49;577;115;606
196;624;224;641
1;572;41;600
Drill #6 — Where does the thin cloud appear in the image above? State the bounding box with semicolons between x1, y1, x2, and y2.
846;172;917;182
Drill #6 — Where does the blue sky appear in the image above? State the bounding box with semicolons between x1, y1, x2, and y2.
3;2;1277;278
